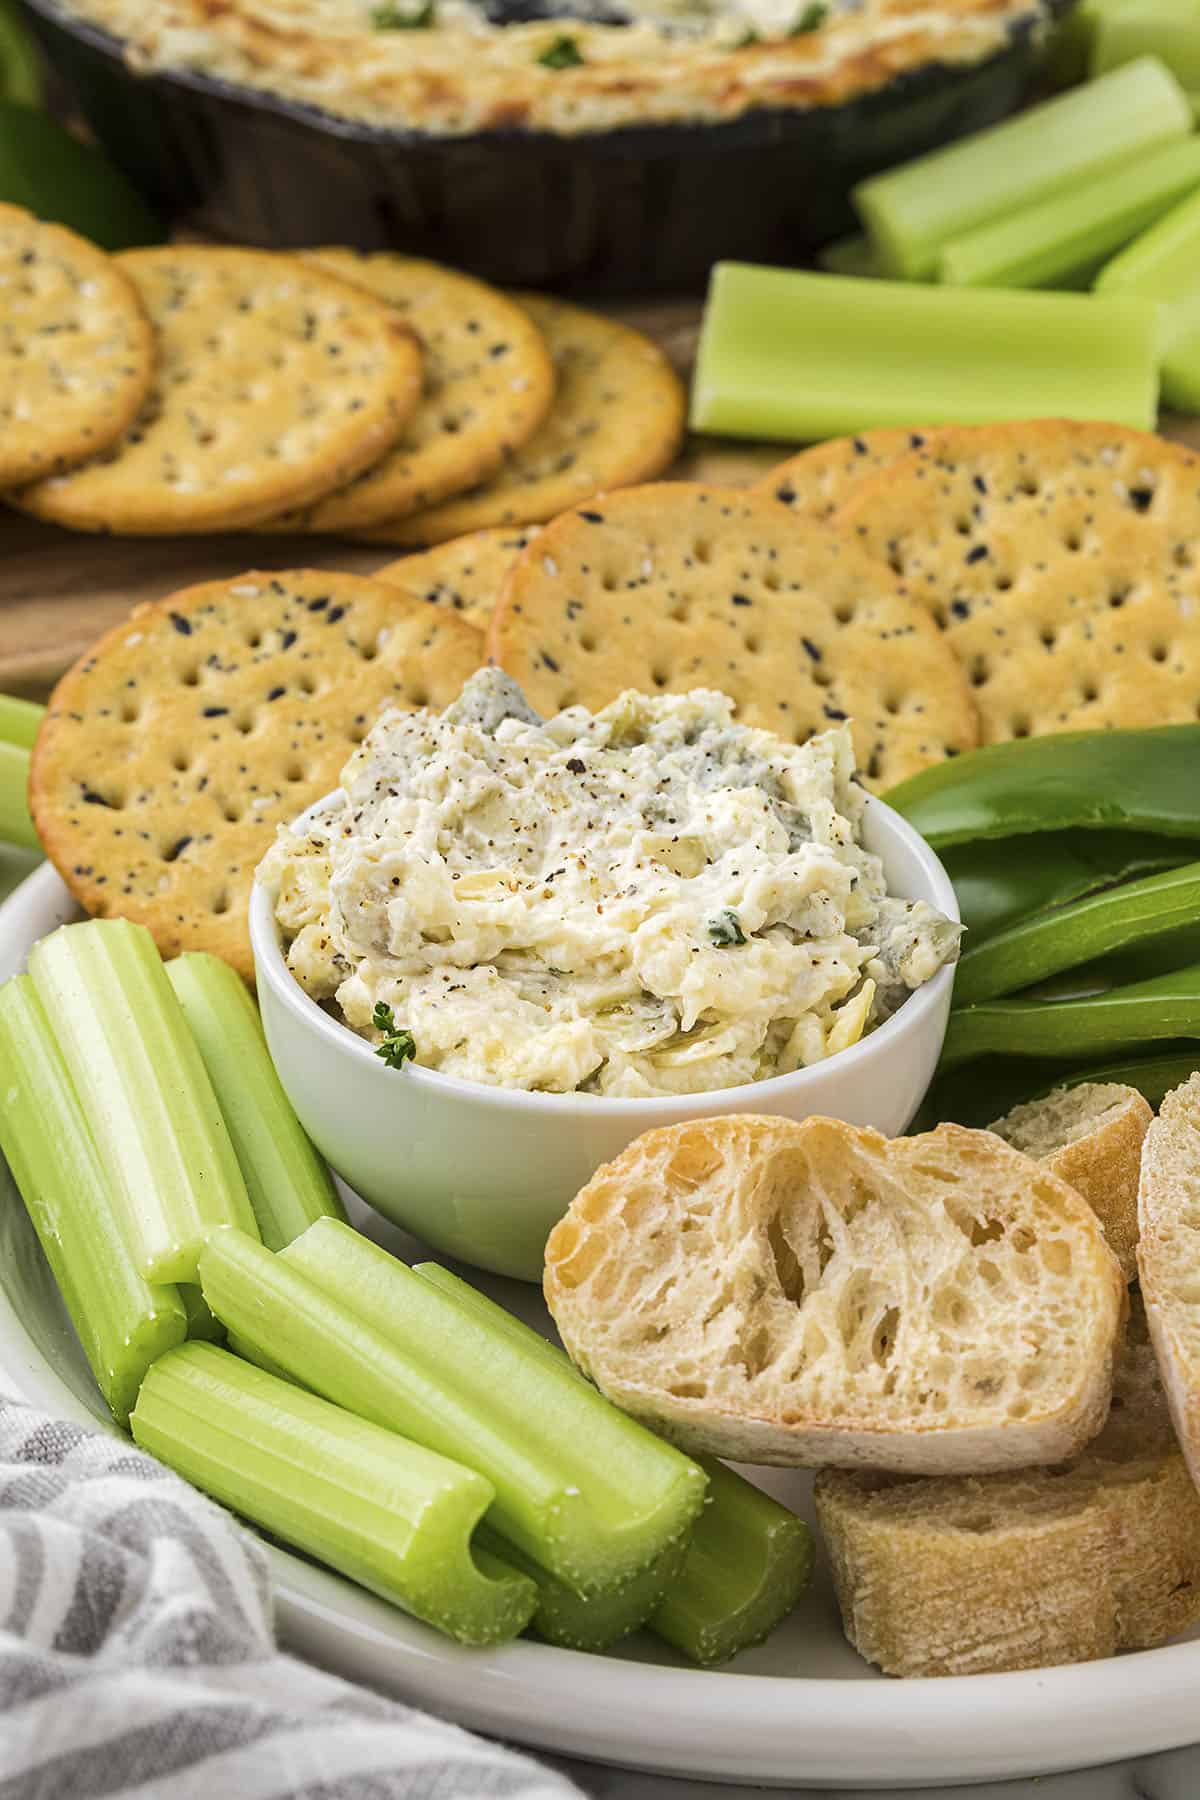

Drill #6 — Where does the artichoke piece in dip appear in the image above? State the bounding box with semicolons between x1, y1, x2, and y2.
261;670;960;1098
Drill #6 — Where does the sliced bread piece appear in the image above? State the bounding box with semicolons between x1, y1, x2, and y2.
989;1082;1151;1283
815;1299;1200;1677
543;1115;1125;1474
1137;1070;1200;1489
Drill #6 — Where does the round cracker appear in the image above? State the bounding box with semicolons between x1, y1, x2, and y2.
359;295;687;548
0;203;155;487
256;252;555;534
30;571;483;977
376;526;540;631
488;483;978;790
13;247;423;535
835;421;1200;745
756;428;940;524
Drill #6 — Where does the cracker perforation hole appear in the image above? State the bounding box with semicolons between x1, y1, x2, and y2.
693;540;712;566
833;603;856;625
1011;716;1032;738
1151;643;1170;663
181;666;201;688
212;891;230;916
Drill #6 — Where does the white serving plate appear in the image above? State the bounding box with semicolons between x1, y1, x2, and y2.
2;862;1198;1792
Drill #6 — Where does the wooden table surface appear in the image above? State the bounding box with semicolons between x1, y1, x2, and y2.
1;293;1195;700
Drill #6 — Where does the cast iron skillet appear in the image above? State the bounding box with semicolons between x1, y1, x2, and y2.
20;0;1075;292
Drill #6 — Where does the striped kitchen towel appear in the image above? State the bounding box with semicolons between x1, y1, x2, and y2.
0;1401;580;1800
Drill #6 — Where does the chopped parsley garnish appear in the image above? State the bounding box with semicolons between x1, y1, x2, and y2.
537;34;585;67
790;2;828;31
707;909;747;948
372;1001;417;1069
371;1;435;27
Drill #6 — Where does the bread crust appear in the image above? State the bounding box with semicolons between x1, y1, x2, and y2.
815;1303;1200;1677
544;1113;1125;1474
1137;1072;1200;1491
990;1082;1152;1282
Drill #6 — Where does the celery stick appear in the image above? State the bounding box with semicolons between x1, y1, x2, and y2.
1164;325;1200;408
816;233;878;278
166;953;345;1250
650;1457;813;1665
1096;187;1200;401
1093;11;1200;88
29;920;259;1283
938;137;1200;291
180;1284;225;1344
417;1267;814;1659
0;975;186;1424
690;264;1159;441
200;1223;706;1596
853;57;1192;280
132;1343;536;1645
415;1261;577;1375
0;741;36;851
227;1329;297;1383
477;1523;686;1652
0;693;43;750
415;1265;811;1662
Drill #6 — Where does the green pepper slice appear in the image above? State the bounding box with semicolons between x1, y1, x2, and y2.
942;962;1200;1071
0;103;161;248
941;830;1200;944
0;2;41;107
885;726;1200;849
922;1046;1200;1127
954;862;1200;1007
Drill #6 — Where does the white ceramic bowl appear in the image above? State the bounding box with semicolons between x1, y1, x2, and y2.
249;793;959;1281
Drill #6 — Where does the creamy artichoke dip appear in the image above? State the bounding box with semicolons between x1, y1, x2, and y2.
263;670;959;1098
62;0;1054;138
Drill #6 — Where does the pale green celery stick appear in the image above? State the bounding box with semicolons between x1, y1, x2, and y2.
166;952;345;1250
0;741;36;851
853;56;1192;280
477;1523;687;1652
200;1223;707;1596
0;975;186;1424
1163;325;1200;408
1093;11;1200;87
816;233;878;278
689;264;1159;441
227;1329;297;1383
938;137;1200;290
131;1343;536;1646
415;1264;810;1662
652;1457;814;1666
430;1277;819;1663
1096;187;1200;395
29;919;259;1283
180;1284;225;1343
0;693;43;750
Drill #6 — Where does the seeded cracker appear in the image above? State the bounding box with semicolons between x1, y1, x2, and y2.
30;572;483;977
835;421;1200;744
756;429;941;524
0;204;155;487
488;483;978;790
13;247;423;534
376;526;541;631
256;252;555;534
358;295;687;548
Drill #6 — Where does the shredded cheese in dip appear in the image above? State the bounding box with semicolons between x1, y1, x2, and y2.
60;0;1054;137
263;671;960;1098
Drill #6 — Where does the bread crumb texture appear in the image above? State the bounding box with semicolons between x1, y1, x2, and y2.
815;1300;1200;1676
544;1113;1124;1472
990;1081;1150;1283
1138;1072;1200;1489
